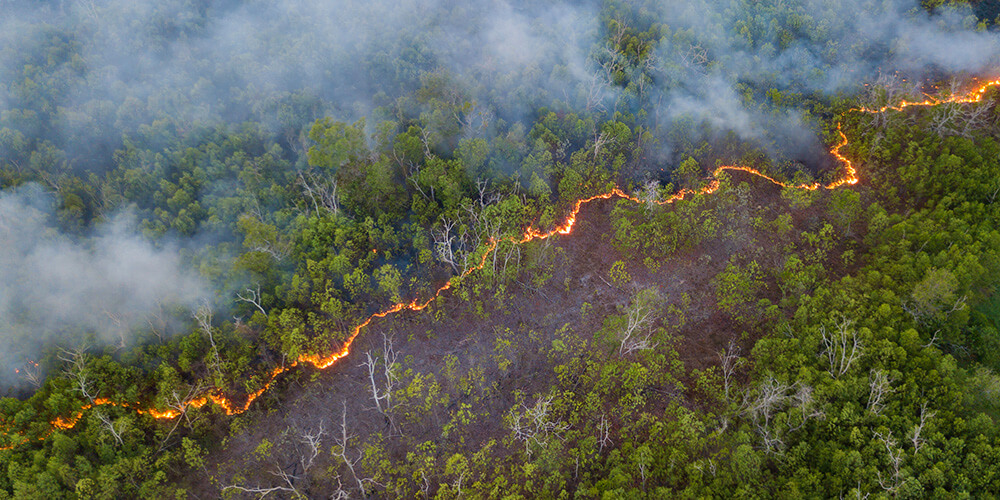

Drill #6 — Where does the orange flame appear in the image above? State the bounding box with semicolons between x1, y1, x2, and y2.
1;77;991;447
855;79;1000;114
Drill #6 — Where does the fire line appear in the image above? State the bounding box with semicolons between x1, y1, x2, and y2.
1;78;997;450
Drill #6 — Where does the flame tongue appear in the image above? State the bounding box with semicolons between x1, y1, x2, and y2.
4;78;992;446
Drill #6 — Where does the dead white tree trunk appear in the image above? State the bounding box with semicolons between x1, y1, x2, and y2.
194;302;222;377
719;340;742;404
867;370;893;415
237;285;267;316
361;333;399;418
507;395;570;457
875;429;905;495
909;402;935;453
96;412;125;446
821;316;863;378
334;402;368;496
300;421;325;472
619;289;662;356
59;348;95;404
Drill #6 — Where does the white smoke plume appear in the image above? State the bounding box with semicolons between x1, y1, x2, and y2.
0;185;208;390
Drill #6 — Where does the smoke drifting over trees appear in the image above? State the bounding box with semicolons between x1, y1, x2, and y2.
0;0;998;379
5;0;1000;497
0;0;998;384
3;0;997;171
0;186;207;389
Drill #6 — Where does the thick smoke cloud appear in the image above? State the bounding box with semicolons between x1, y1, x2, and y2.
0;185;208;389
0;0;602;161
2;0;999;164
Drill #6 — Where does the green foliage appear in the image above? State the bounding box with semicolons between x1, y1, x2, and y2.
714;260;763;318
3;1;1000;498
608;260;632;289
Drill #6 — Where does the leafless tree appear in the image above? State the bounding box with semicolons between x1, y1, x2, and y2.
585;73;609;113
821;316;864;378
299;421;325;472
96;412;125;446
297;170;339;215
194;301;222;376
874;429;905;495
631;53;659;98
841;484;871;500
909;402;935;453
507;395;570;456
931;100;992;139
619;288;662;357
104;310;129;350
237;285;267;316
146;301;168;343
608;14;629;49
638;179;662;212
362;333;399;419
903;294;966;327
682;44;709;72
743;377;824;453
719;340;743;404
867;369;893;416
18;360;42;389
744;377;789;452
59;347;95;403
221;468;301;499
329;476;350;500
419;471;432;500
592;129;611;160
157;381;206;452
598;413;612;452
859;73;920;130
474;178;502;210
432;216;481;274
333;402;369;496
495;239;522;282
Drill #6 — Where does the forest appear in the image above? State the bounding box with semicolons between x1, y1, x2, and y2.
3;0;1000;497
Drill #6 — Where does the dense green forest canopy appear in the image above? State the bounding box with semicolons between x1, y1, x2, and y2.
3;0;1000;497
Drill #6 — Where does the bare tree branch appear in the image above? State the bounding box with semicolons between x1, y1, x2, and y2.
237;285;267;316
821;316;863;378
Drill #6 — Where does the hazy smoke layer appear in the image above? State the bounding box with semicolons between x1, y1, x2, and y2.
0;186;207;388
646;0;1000;161
1;0;1000;386
0;0;602;164
3;0;998;168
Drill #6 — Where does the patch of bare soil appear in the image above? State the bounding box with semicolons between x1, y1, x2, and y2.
204;178;798;494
